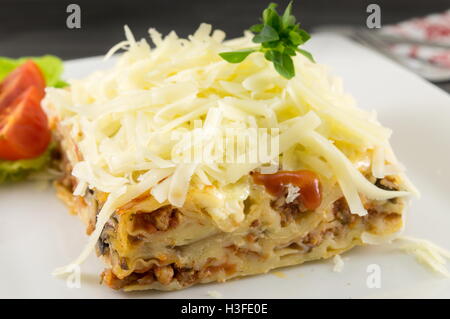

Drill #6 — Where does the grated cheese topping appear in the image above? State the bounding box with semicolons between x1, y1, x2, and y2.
43;24;414;274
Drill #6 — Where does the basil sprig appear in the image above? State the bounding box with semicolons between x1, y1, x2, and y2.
219;2;314;79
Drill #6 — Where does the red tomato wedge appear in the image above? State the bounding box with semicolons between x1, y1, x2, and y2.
0;60;46;111
0;61;50;160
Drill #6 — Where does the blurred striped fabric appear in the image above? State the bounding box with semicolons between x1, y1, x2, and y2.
382;9;450;70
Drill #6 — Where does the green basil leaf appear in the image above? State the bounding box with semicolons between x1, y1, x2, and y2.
261;40;280;49
250;24;264;33
282;1;295;29
272;51;295;79
263;3;282;31
297;29;311;43
253;24;279;43
289;30;304;46
263;3;278;22
219;49;256;63
284;47;296;56
296;48;315;63
264;50;276;62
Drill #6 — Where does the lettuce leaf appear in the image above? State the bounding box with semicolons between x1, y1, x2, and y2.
0;146;54;183
0;55;67;87
0;55;66;183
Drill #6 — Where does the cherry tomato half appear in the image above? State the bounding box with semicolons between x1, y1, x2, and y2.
0;60;46;111
0;87;50;160
0;61;49;160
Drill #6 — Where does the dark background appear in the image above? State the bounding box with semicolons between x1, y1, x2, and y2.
1;0;449;59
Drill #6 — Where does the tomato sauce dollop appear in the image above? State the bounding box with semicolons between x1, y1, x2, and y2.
252;170;321;211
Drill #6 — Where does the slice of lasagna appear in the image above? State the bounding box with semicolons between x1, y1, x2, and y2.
43;24;415;291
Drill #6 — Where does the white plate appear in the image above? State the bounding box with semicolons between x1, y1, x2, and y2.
1;33;450;299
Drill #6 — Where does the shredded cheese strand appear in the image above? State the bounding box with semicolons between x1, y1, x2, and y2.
395;236;450;277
